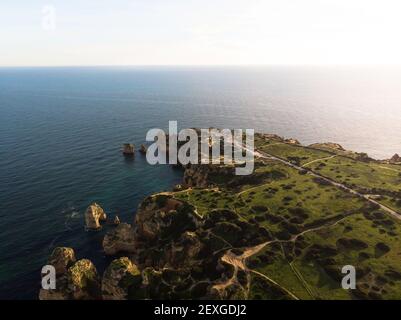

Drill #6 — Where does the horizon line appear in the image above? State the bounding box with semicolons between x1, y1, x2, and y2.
1;63;401;69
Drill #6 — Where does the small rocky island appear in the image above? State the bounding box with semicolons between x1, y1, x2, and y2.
122;143;135;156
84;203;107;230
40;133;401;300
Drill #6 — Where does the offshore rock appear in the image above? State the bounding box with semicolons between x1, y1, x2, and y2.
123;143;135;155
85;203;107;230
113;215;120;225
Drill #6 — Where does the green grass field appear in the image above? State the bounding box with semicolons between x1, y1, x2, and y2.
171;134;401;299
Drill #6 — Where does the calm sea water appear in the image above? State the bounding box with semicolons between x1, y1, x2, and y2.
1;66;401;299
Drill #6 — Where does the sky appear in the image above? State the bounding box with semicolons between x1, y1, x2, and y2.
1;0;401;66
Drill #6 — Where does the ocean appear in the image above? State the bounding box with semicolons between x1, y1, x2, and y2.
1;66;401;299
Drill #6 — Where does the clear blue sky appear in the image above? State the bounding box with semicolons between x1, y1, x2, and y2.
1;0;401;66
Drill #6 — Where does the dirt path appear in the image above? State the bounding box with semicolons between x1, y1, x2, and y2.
212;242;269;297
212;203;356;300
378;165;401;173
302;155;336;167
214;240;300;299
250;270;299;300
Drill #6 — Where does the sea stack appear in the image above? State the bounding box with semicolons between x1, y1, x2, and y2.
122;143;135;156
85;203;107;230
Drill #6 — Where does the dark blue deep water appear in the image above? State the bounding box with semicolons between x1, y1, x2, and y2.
1;66;401;299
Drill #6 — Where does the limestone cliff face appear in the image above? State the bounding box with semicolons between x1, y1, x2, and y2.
41;202;257;299
134;195;197;241
101;257;142;300
103;223;136;256
164;231;203;267
102;194;200;268
85;203;107;230
68;259;101;300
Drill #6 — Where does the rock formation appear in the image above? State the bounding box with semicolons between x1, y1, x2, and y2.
41;195;267;300
39;252;101;300
67;259;101;300
101;257;142;300
48;247;76;275
103;223;136;255
123;143;135;155
134;194;198;242
39;247;76;300
285;138;300;145
85;203;107;230
173;184;184;191
113;215;120;225
139;144;147;154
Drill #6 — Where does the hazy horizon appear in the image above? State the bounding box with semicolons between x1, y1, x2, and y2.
2;0;401;67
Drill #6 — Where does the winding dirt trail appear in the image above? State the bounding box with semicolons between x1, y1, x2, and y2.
212;242;270;297
212;209;356;299
378;165;401;173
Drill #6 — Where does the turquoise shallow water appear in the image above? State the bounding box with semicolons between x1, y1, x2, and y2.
1;66;401;299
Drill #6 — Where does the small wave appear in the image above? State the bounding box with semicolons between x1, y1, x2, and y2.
70;211;80;219
64;208;80;231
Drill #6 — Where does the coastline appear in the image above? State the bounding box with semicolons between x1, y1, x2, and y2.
39;132;401;300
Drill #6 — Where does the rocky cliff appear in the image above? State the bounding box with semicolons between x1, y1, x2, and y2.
39;247;101;300
101;257;141;300
183;164;235;188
